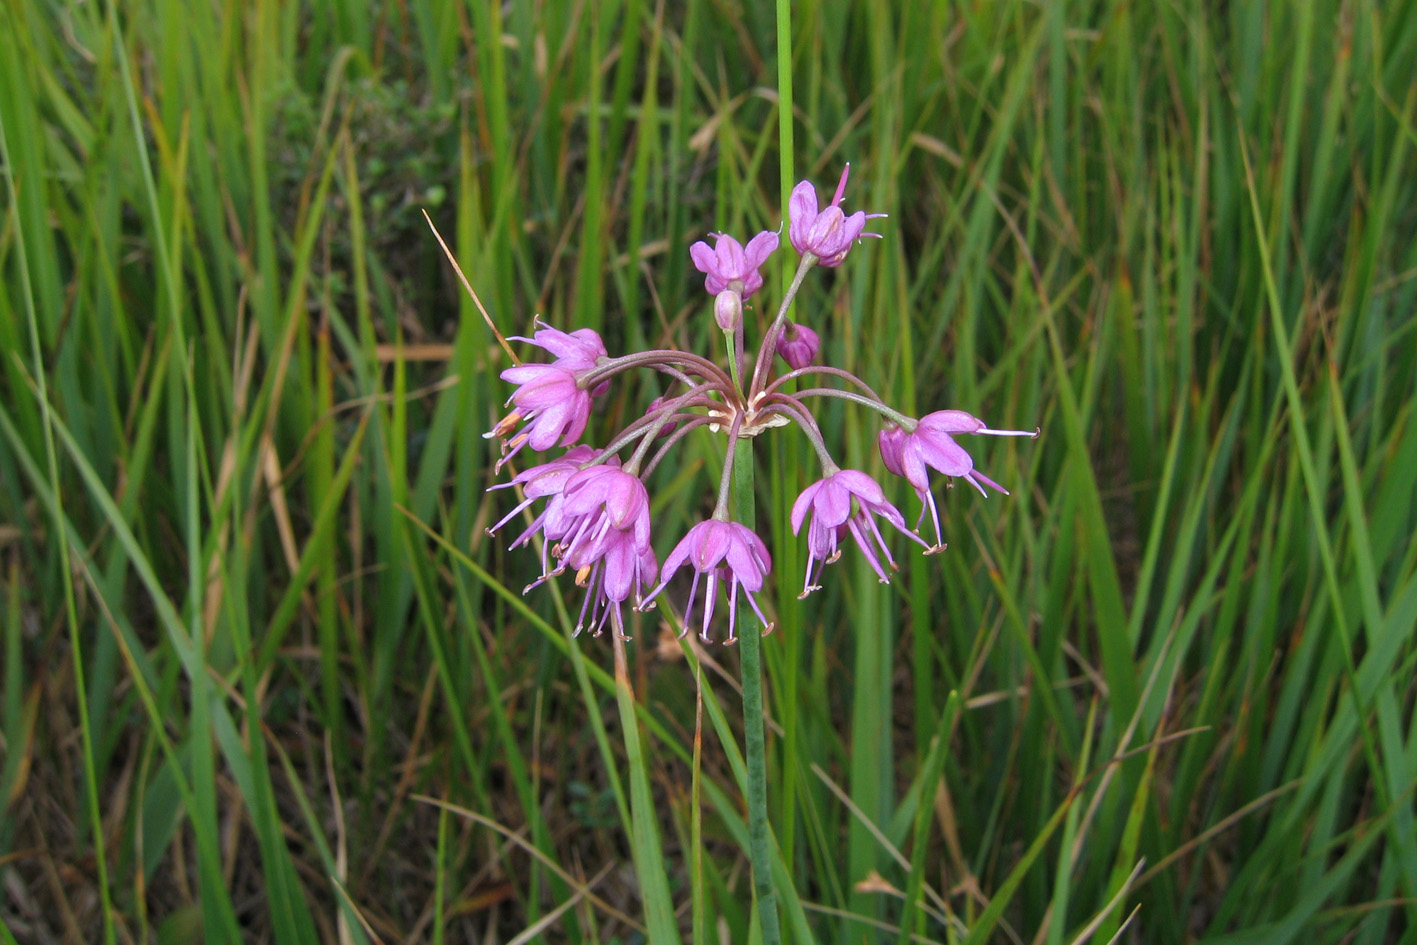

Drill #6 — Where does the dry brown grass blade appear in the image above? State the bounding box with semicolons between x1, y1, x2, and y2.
423;210;519;366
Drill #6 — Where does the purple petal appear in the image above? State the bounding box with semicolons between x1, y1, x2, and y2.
715;234;746;275
835;469;887;506
899;439;933;492
918;409;986;435
659;530;698;582
788;181;819;248
806;516;837;560
814;479;853;528
915;430;976;478
723;529;760;588
691;521;732;572
806;207;845;253
840;210;868;245
602;537;637;602
790;480;825;534
500;363;562;385
878;426;908;477
535;326;606;363
744;230;780;267
556;405;591;447
830;164;851;207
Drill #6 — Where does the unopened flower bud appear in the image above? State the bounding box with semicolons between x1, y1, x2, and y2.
714;289;742;333
776;321;820;370
646;395;679;438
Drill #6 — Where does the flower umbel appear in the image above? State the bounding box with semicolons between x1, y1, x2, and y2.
484;165;1037;643
474;162;1041;945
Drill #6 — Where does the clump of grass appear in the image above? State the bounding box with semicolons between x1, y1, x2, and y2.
269;76;460;325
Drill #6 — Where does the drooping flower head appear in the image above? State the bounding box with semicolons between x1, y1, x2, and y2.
788;164;885;267
572;542;660;639
776;320;820;370
488;325;610;468
690;231;780;299
641;519;773;643
791;469;927;596
490;447;595;572
880;411;1037;549
491;364;595;467
552;465;657;637
555;466;653;570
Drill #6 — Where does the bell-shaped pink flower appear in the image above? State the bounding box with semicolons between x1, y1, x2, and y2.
640;519;772;643
880;411;1037;550
491;363;594;467
551;465;657;637
488;446;596;581
787;164;885;267
572;541;660;639
555;466;653;568
790;469;927;596
775;321;820;370
689;231;779;299
490;324;611;467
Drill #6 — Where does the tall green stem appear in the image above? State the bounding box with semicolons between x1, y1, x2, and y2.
739;2;793;939
732;436;781;944
611;627;680;944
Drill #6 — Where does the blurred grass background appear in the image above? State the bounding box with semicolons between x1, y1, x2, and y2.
2;0;1416;942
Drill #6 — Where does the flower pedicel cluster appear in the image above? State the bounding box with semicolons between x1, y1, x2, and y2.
487;165;1037;642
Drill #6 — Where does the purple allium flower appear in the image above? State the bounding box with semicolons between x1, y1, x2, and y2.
491;363;595;468
555;466;653;568
790;469;927;596
489;324;611;466
690;231;779;299
640;519;773;643
880;411;1037;549
549;465;657;637
487;446;596;580
787;164;885;267
776;320;820;370
571;542;660;638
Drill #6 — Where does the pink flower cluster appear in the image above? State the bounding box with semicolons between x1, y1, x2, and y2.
486;165;1037;642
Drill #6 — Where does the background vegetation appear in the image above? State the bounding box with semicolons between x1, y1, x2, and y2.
2;0;1416;942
